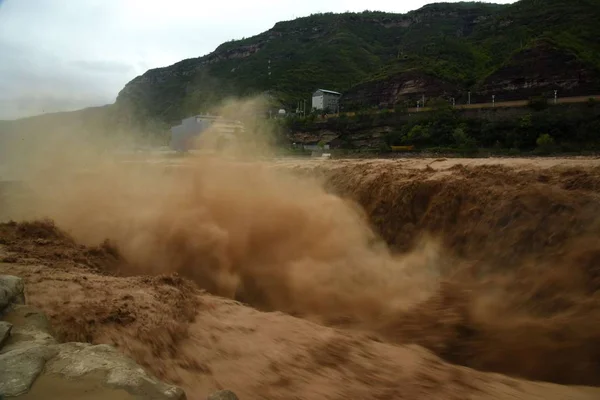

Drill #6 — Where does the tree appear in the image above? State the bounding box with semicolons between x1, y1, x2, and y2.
403;125;430;146
535;133;557;154
453;124;476;148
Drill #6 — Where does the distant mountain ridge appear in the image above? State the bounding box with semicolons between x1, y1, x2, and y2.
115;0;600;122
2;0;599;134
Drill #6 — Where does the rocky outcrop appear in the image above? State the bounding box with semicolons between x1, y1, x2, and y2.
340;71;460;110
207;390;239;400
0;275;186;399
0;321;11;346
478;41;600;101
0;275;25;310
207;44;264;64
341;40;600;109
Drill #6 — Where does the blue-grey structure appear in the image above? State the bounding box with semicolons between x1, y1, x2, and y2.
169;115;244;152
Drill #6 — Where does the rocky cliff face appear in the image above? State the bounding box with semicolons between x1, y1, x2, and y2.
340;71;461;110
478;41;600;101
342;40;600;108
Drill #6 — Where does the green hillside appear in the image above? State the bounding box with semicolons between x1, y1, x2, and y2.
115;0;600;124
1;0;598;137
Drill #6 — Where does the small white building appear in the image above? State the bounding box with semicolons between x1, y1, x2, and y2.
311;89;342;112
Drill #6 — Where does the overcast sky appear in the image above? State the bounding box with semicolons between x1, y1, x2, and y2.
0;0;516;119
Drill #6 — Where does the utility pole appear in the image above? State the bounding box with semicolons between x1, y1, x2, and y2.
554;90;558;104
468;91;471;105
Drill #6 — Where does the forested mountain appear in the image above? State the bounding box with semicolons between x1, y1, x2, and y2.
2;0;598;136
116;0;600;122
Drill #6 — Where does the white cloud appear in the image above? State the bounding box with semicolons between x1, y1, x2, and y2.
0;0;516;119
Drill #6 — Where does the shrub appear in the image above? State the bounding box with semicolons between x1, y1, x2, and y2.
452;125;477;149
378;141;392;153
535;133;557;154
403;125;431;145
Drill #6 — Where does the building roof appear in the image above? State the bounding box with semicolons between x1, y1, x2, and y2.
314;89;342;96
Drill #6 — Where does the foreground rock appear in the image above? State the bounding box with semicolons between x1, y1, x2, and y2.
0;275;186;399
0;321;11;346
0;274;24;311
207;390;239;400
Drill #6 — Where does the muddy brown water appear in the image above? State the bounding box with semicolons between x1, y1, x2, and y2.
2;157;600;398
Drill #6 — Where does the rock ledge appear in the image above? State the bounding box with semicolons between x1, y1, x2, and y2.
0;274;186;399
